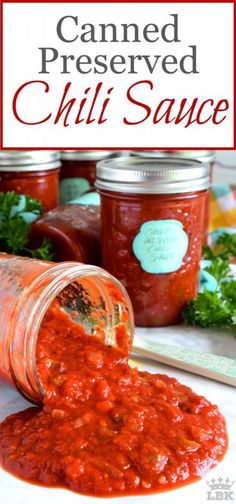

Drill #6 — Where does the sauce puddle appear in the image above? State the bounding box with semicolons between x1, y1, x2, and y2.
0;302;228;497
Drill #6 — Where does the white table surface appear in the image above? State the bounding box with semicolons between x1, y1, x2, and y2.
1;323;236;504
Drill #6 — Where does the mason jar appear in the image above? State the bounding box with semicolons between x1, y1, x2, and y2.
30;203;101;264
60;150;114;204
0;254;134;403
132;150;215;244
96;157;210;327
0;150;61;212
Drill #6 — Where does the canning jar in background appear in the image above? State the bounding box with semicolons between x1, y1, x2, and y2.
0;151;61;212
0;254;134;403
30;203;101;264
132;150;215;244
214;151;236;191
97;157;210;327
60;150;115;204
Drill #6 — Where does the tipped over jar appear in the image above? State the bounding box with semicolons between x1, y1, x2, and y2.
0;254;134;403
96;157;210;327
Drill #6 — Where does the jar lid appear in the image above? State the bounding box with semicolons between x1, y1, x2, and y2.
96;157;210;194
0;150;61;171
131;150;215;162
60;150;115;161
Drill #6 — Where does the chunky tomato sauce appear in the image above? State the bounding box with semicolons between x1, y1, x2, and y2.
0;302;228;497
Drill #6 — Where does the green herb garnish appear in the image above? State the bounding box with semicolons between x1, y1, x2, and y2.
203;233;236;261
182;234;236;336
24;238;55;261
0;191;54;260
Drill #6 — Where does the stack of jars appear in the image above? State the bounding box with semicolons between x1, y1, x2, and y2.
0;149;214;327
30;151;116;263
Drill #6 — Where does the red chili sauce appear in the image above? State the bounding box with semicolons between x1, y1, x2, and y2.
60;159;97;204
0;303;228;497
61;159;96;186
101;191;206;326
0;170;60;212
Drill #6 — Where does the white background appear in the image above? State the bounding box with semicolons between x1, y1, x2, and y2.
2;2;234;148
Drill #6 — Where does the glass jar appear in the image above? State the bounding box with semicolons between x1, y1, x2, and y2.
0;151;61;212
132;150;215;245
30;203;101;264
60;151;114;204
96;157;210;327
0;254;134;403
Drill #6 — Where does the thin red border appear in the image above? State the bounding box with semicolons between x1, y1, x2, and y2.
0;1;235;150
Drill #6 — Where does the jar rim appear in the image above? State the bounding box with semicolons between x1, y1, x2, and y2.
130;150;215;162
60;150;114;161
0;150;61;171
96;156;210;194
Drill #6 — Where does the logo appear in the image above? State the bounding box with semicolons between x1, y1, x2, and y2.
207;478;235;501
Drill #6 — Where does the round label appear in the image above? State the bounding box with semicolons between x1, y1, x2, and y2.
132;220;188;274
60;178;91;204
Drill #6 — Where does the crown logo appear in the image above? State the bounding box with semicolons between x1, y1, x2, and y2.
207;478;234;491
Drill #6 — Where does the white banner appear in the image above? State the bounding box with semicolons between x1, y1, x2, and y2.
2;2;234;148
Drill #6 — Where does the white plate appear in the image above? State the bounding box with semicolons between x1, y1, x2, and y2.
1;357;236;504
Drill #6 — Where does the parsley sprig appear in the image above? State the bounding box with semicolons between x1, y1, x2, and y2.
182;235;236;336
203;233;236;261
0;192;54;260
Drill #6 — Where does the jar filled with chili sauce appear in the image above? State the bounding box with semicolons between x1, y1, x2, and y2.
0;151;61;212
60;150;114;204
132;150;215;245
0;254;134;403
96;157;210;327
30;202;101;264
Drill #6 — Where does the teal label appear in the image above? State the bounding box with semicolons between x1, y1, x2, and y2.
60;178;91;204
132;220;188;274
199;260;218;293
5;195;39;224
68;192;100;206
